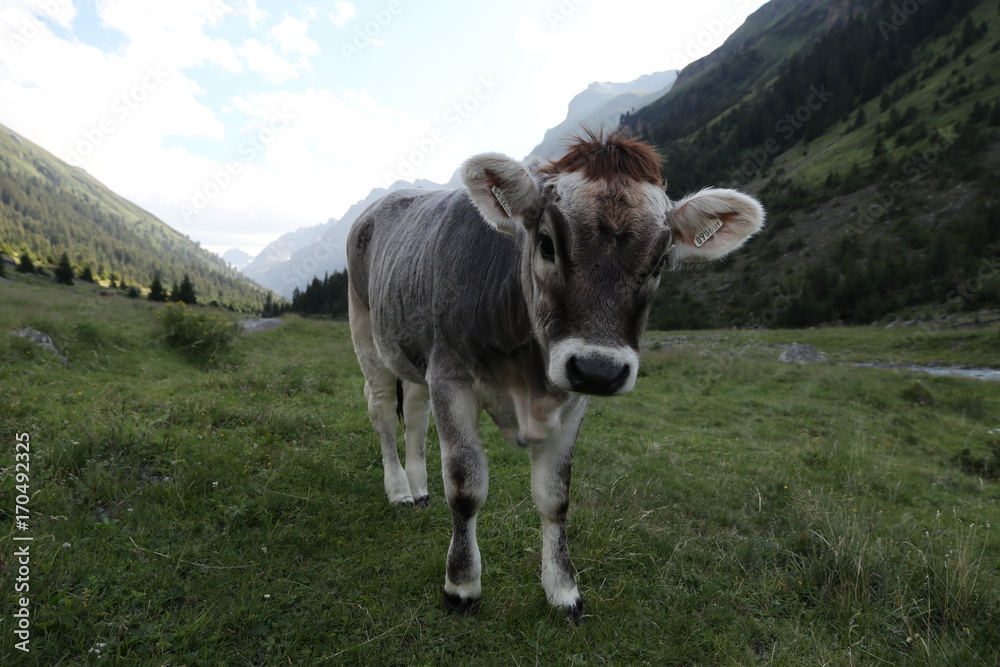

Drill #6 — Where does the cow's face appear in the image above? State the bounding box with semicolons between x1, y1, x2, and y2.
462;135;765;397
522;172;671;395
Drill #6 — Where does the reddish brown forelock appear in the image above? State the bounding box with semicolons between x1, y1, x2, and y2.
539;130;663;187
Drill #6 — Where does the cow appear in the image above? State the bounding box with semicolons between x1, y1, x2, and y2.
346;130;765;619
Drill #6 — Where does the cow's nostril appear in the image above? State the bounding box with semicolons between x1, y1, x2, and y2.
566;356;630;396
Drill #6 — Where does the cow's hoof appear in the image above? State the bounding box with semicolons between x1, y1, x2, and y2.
565;598;586;623
442;588;482;616
414;495;430;509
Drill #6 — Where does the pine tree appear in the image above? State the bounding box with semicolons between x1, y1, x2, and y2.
262;292;275;317
54;252;74;285
990;102;1000;127
172;274;197;305
16;252;34;274
850;107;867;131
80;266;95;283
872;137;886;158
148;276;167;302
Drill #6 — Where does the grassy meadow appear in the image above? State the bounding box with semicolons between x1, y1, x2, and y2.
1;278;998;665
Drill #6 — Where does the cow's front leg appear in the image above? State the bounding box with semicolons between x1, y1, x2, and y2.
432;382;488;614
531;395;588;620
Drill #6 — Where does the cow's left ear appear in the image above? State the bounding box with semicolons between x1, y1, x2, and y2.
462;153;542;235
667;188;765;263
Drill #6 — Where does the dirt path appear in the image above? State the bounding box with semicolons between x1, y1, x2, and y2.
239;318;285;333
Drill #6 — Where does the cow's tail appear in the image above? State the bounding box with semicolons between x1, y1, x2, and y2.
395;378;404;424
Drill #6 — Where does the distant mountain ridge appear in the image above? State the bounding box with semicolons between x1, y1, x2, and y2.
241;176;458;297
526;70;678;162
222;247;253;270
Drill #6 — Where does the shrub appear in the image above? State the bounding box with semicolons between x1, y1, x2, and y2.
156;302;236;364
901;380;934;405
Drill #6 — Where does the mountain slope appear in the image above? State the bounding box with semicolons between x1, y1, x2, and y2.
0;124;270;310
527;70;678;162
222;248;253;270
622;0;1000;329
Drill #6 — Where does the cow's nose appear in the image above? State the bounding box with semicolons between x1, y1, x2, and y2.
566;355;631;396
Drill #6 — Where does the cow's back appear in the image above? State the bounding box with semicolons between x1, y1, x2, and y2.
347;188;527;383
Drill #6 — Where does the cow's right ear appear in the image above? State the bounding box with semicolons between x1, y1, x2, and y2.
462;153;542;235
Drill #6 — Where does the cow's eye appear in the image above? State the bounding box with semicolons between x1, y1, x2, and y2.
650;254;668;279
538;233;555;262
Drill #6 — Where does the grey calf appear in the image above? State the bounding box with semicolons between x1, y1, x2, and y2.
347;131;765;617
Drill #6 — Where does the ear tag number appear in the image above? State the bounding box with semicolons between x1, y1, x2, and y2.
693;219;723;248
492;186;513;217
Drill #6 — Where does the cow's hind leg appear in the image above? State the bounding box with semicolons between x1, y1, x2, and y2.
531;395;588;620
349;287;413;505
361;375;413;504
402;380;430;507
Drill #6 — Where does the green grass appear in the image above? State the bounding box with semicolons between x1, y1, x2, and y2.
1;279;998;664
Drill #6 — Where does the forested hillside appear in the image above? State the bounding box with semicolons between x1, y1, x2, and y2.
0;127;271;311
624;0;1000;329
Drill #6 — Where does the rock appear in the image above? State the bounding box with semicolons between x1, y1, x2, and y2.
778;342;826;364
12;327;69;366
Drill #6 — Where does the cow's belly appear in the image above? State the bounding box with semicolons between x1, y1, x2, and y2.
475;378;584;449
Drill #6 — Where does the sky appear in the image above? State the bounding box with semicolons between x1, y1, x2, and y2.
0;0;769;257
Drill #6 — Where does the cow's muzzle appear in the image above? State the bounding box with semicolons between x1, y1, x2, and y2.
549;340;639;396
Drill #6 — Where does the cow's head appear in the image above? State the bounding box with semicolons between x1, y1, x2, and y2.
462;131;764;396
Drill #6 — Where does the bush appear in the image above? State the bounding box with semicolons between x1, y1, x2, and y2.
156;303;236;364
901;380;934;405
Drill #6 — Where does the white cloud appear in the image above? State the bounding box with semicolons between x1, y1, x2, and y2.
330;1;356;27
237;38;299;83
97;0;243;72
271;16;320;56
115;85;435;255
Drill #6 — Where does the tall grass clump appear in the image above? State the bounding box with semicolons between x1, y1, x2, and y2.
155;302;236;365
